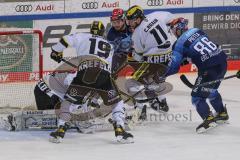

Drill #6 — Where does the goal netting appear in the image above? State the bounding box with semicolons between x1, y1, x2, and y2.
0;30;43;111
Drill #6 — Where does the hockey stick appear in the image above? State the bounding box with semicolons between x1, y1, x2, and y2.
61;58;78;68
179;74;194;88
180;71;239;89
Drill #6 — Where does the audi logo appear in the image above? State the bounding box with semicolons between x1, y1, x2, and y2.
82;2;98;9
234;0;240;3
147;0;164;6
15;5;33;12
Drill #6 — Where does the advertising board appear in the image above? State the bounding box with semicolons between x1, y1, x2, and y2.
193;0;224;7
65;0;129;13
0;0;64;15
194;12;240;60
130;0;192;9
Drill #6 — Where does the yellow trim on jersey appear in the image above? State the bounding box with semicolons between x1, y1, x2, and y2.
132;62;149;81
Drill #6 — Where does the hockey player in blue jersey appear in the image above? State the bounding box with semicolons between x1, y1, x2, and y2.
107;8;132;44
107;8;148;121
107;8;133;74
107;8;132;55
167;18;229;133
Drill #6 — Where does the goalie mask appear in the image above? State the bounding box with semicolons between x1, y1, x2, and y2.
90;21;105;37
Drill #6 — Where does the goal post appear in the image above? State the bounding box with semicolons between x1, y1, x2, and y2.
0;29;43;109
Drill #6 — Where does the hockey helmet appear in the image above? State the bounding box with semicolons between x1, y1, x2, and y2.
170;18;188;37
126;5;144;20
90;21;105;36
110;8;125;21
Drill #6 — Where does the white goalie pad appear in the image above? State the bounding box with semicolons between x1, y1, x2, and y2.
115;76;173;104
125;79;173;100
126;80;173;95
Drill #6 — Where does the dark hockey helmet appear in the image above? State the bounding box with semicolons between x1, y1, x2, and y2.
126;5;145;20
90;21;105;36
110;8;125;21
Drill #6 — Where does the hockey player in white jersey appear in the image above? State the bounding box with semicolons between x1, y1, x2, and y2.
49;21;133;143
126;5;178;112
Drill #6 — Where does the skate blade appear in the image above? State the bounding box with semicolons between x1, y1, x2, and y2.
196;122;217;134
216;120;229;124
151;107;168;113
49;136;62;143
77;127;95;134
116;136;134;144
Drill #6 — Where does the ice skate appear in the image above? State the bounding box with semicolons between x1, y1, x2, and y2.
150;98;169;112
196;113;217;133
138;105;147;121
112;122;134;144
49;123;69;143
214;107;229;124
133;102;147;121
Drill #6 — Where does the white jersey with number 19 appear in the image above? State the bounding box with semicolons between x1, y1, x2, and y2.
52;33;114;72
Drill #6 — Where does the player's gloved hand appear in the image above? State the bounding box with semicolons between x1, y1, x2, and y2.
50;49;63;63
236;70;240;79
181;58;190;66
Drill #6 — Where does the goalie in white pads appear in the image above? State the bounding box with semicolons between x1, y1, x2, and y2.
49;21;133;143
125;5;178;112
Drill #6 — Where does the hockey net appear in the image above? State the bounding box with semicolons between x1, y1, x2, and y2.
0;30;43;112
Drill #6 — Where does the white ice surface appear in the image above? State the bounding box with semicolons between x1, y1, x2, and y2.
0;71;239;160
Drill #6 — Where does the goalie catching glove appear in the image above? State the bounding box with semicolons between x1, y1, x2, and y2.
50;49;63;63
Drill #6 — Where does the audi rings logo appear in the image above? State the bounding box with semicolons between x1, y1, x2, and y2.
82;1;98;9
234;0;240;3
15;5;33;12
147;0;164;6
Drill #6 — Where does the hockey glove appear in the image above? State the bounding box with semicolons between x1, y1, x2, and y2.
236;70;240;79
50;49;63;63
181;58;190;66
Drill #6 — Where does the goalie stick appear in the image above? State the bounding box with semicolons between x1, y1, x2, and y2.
180;71;239;89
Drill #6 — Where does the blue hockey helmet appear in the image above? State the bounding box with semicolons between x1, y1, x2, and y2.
170;18;189;38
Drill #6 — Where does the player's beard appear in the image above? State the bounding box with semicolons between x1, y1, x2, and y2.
115;24;126;32
129;19;140;31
